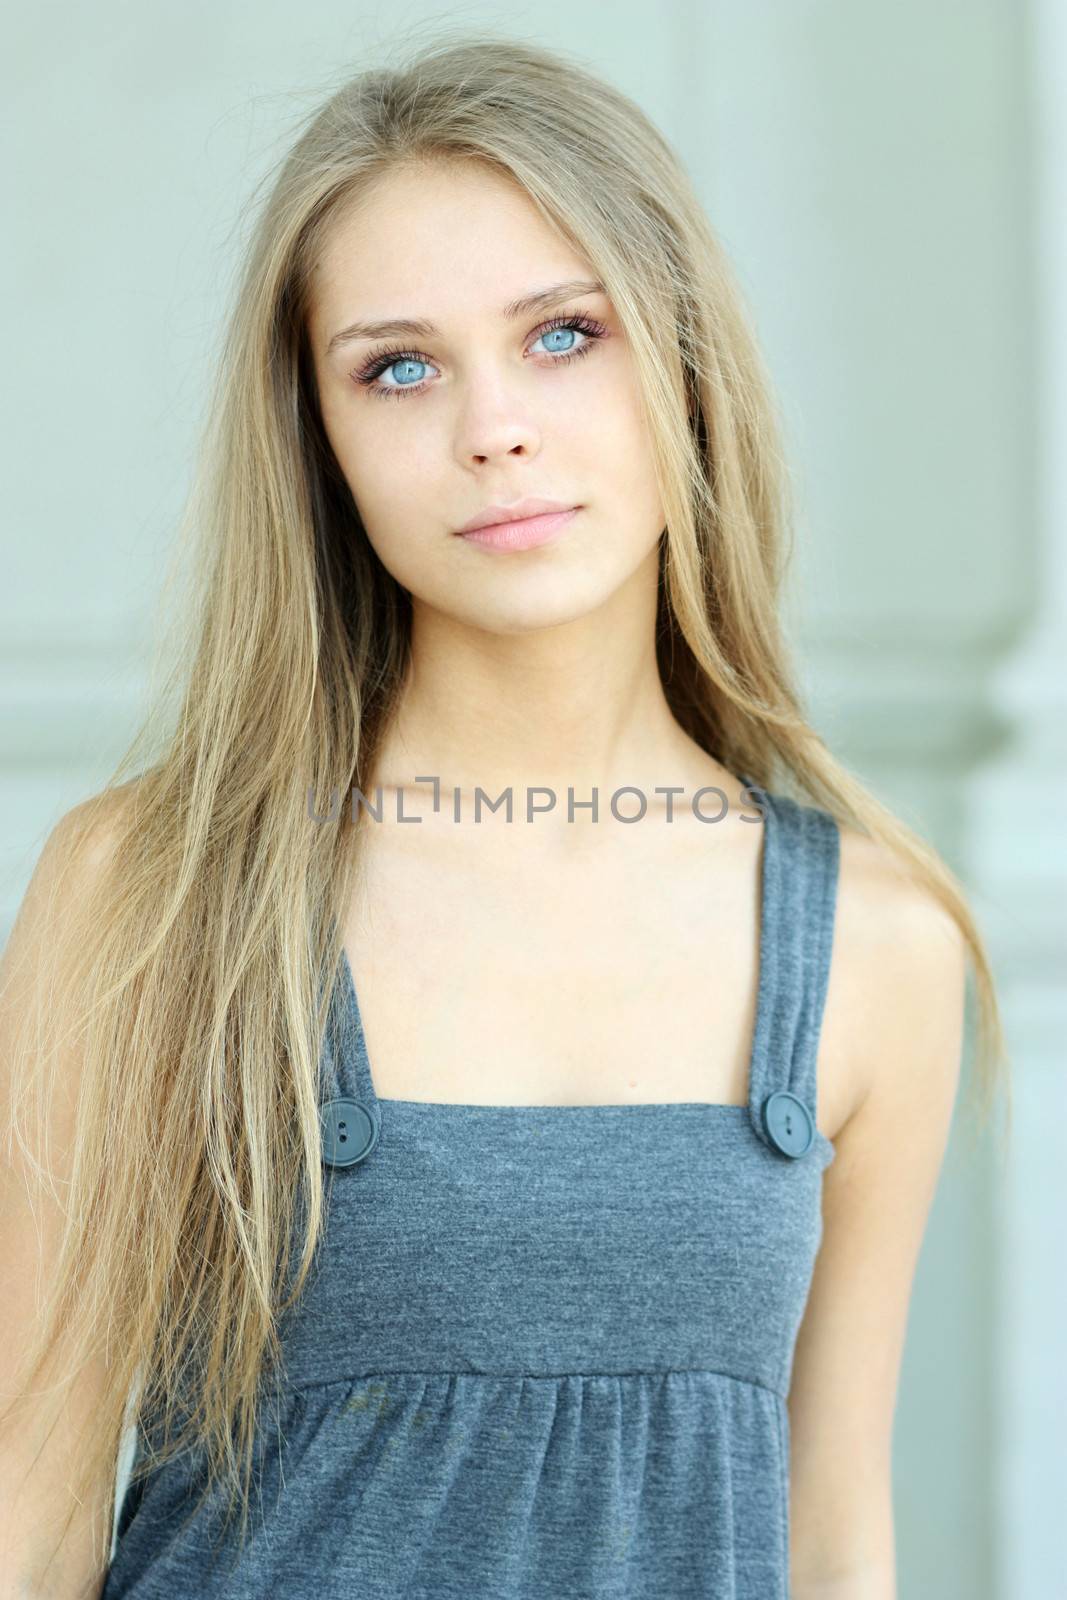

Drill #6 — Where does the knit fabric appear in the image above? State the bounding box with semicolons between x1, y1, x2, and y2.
103;783;839;1598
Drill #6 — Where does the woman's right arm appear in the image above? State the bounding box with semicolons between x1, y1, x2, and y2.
0;800;125;1600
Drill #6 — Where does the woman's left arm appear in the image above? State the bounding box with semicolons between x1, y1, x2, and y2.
788;837;969;1599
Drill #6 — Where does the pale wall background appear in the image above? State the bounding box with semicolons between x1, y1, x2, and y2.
4;3;1063;1595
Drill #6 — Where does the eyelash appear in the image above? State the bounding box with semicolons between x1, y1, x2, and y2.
351;312;608;401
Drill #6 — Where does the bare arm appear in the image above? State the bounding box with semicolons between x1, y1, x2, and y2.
0;800;127;1600
788;829;968;1596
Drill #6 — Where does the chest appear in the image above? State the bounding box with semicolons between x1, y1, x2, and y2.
342;816;788;1113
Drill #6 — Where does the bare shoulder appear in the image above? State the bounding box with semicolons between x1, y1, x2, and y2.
42;781;139;877
1;782;139;1026
821;819;968;1131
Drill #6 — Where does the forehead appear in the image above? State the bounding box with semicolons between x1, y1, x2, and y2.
308;162;595;340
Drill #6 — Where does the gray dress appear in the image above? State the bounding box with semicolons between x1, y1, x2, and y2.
103;781;840;1598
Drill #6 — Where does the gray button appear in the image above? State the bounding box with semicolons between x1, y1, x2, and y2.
760;1091;815;1158
320;1097;379;1168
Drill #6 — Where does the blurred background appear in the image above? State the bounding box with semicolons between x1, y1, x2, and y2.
4;4;1064;1594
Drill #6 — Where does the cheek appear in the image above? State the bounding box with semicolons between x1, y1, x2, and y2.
325;408;417;519
590;380;664;525
575;358;651;456
356;511;434;597
340;451;446;585
328;389;440;477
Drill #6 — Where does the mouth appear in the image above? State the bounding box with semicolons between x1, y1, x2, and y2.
454;506;580;552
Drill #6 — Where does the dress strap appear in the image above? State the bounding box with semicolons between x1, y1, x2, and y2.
318;936;381;1169
740;777;841;1158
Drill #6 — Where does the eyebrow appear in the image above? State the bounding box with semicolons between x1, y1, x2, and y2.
324;278;606;358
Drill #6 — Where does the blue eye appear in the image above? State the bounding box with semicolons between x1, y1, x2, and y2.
352;313;608;401
535;325;581;355
376;356;433;392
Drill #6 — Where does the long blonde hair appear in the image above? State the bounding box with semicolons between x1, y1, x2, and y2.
2;28;1009;1580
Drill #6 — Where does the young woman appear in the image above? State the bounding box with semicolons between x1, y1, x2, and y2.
1;31;1007;1600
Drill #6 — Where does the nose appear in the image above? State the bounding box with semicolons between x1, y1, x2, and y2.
453;375;543;469
469;438;531;465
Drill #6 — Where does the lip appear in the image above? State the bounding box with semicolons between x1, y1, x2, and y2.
458;497;576;534
456;506;579;551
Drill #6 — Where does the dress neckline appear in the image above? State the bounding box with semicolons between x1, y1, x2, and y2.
334;775;780;1121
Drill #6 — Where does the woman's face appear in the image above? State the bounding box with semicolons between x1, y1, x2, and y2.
307;160;666;633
